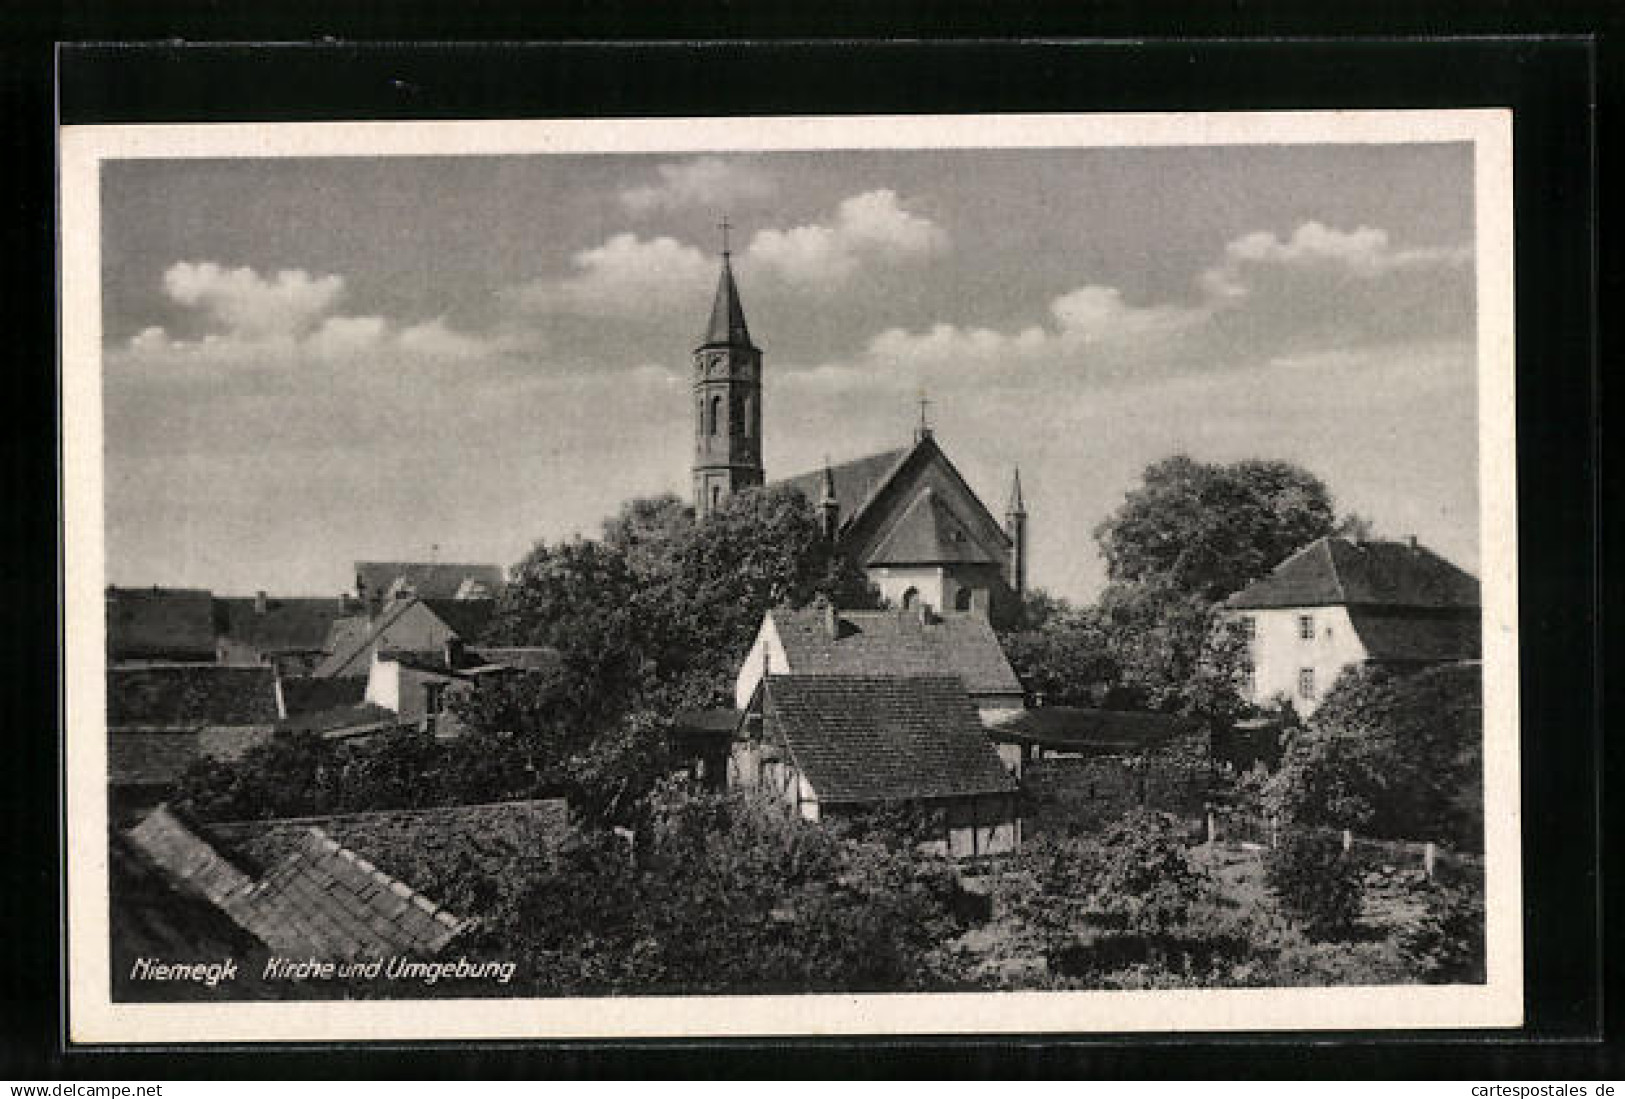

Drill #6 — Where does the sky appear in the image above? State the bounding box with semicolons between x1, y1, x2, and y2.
99;142;1479;603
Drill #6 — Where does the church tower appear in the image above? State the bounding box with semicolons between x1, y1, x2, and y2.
692;232;764;519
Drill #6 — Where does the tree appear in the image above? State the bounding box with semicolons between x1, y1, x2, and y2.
998;601;1117;707
1265;830;1365;941
1095;455;1337;603
1265;663;1484;847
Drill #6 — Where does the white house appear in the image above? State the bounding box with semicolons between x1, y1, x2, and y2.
1225;535;1481;714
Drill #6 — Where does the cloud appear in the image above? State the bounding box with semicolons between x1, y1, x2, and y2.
508;233;714;317
161;261;346;339
745;189;947;285
620;157;774;214
781;220;1473;394
112;261;508;389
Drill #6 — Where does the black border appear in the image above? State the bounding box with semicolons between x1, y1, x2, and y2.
2;23;1611;1079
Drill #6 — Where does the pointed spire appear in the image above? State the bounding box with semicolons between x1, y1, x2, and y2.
914;389;933;443
818;457;838;505
700;223;752;348
1006;467;1026;516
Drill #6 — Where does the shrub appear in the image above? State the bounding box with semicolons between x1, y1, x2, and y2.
1265;831;1364;940
1398;878;1486;984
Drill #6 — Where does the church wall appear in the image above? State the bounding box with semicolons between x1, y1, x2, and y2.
869;566;949;613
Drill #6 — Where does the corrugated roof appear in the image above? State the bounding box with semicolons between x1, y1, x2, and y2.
106;587;217;661
766;674;1016;804
108;665;281;728
125;805;473;957
355;562;504;602
1345;609;1481;664
982;707;1192;753
1227;537;1480;610
770;607;1023;697
214;596;352;653
866;487;1002;566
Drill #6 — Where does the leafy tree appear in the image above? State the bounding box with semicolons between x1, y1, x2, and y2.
1397;877;1486;983
1095;579;1251;718
1095;455;1337;603
998;602;1117;707
1265;664;1483;847
1265;830;1365;941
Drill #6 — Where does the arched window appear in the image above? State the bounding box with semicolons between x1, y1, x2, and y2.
954;587;974;612
711;484;721;509
743;393;754;437
901;587;919;609
708;395;722;436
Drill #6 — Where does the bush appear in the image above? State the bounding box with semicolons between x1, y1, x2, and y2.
1265;831;1364;940
1397;878;1486;984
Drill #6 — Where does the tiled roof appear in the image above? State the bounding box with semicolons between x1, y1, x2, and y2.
211;799;573;883
866;487;1002;566
106;587;216;661
982;707;1192;753
770;607;1024;697
420;598;496;642
214;596;352;653
322;614;371;656
774;447;912;531
109;832;268;981
279;676;367;717
277;702;403;737
1346;609;1481;664
355;562;504;602
126;805;473;957
108;732;200;788
108;665;281;728
1227;537;1480;610
766;674;1016;804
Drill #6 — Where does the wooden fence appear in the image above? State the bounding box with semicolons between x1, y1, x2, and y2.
1201;806;1483;883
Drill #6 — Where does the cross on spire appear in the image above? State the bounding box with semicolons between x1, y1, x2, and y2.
915;389;933;442
718;215;732;257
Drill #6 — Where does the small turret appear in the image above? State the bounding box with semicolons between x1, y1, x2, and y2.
818;458;840;541
1005;467;1027;597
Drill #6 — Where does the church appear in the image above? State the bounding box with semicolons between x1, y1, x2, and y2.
689;246;1029;623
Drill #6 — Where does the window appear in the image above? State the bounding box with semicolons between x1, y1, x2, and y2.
1297;668;1315;700
743;394;753;437
1298;614;1315;640
424;681;446;715
710;485;721;509
1240;615;1256;640
708;395;722;436
954;587;974;611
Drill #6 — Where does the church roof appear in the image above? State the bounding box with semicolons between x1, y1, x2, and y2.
1226;537;1480;610
764;674;1017;805
775;447;912;529
700;255;753;348
867;487;1003;566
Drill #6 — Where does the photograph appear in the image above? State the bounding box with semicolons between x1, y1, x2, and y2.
59;110;1521;1041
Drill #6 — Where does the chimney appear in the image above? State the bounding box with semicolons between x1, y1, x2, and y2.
1408;534;1419;551
825;600;838;638
254;590;268;615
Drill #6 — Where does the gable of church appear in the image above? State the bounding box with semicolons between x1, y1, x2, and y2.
840;438;1011;569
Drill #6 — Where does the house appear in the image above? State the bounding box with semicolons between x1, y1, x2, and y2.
685;248;1027;620
105;586;217;663
1225;535;1481;714
732;674;1020;857
106;664;284;819
362;640;561;734
354;561;504;611
213;592;355;675
312;596;496;678
735;604;1026;719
